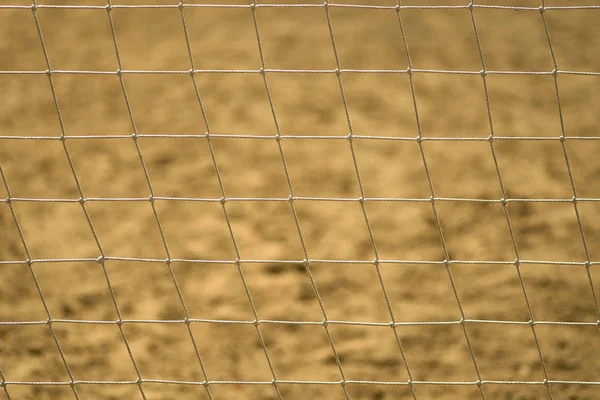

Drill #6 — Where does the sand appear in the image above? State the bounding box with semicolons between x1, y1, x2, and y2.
1;1;600;399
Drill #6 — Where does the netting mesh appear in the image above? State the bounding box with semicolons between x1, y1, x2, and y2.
1;1;600;399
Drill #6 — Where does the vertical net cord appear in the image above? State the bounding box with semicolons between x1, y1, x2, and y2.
394;3;487;399
323;2;419;399
104;2;220;398
251;2;353;398
127;4;225;399
31;2;151;398
0;164;76;400
468;2;554;399
469;2;553;400
0;367;9;400
538;1;600;325
177;3;284;398
29;8;82;398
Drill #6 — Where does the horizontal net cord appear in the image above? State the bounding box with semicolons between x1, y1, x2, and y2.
0;378;600;386
3;378;600;386
2;134;600;141
1;257;598;267
1;68;599;76
1;3;600;11
1;318;599;328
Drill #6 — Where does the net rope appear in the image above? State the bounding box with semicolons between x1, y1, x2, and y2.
1;1;600;399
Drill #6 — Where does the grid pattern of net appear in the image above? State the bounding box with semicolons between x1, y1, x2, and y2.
1;2;600;400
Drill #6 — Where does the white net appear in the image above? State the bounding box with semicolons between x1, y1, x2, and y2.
1;1;600;399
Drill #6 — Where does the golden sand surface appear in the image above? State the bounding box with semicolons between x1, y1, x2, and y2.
1;1;600;399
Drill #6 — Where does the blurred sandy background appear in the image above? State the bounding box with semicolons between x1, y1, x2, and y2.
2;0;600;399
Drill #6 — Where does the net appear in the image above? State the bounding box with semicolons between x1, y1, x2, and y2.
1;1;600;399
